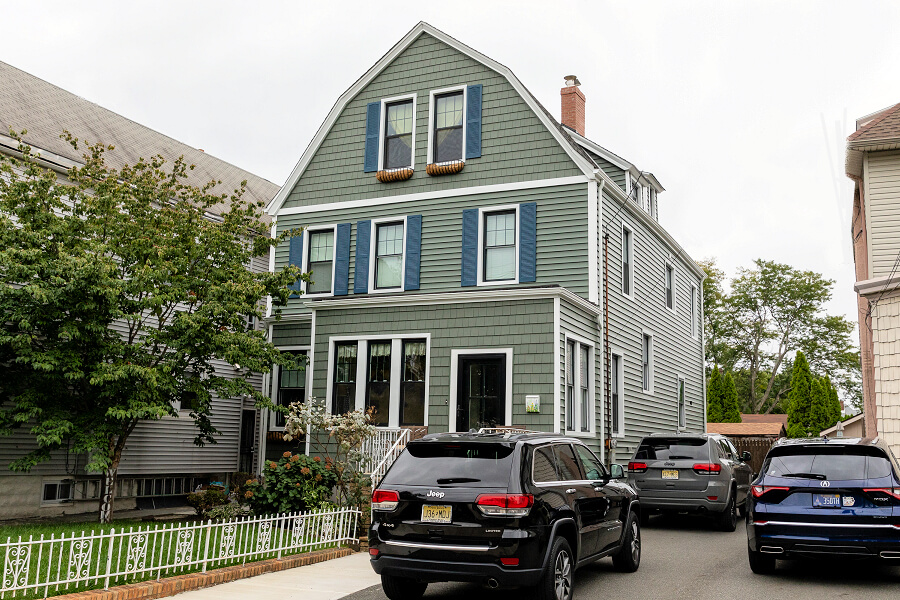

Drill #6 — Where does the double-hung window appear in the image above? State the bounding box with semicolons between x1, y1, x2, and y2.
433;91;464;163
400;340;427;426
375;221;404;290
307;229;335;294
382;99;414;170
665;263;675;311
483;210;516;282
565;338;594;433
332;342;358;415
366;342;391;426
621;225;633;297
275;351;307;428
642;333;653;393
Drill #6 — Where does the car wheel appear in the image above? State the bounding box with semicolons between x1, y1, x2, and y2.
381;574;427;600
612;512;641;572
716;492;737;532
535;537;574;600
747;544;776;575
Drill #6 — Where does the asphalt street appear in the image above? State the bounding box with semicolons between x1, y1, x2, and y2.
344;514;900;600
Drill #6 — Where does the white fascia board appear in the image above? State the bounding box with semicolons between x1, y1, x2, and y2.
594;170;705;281
568;132;632;171
266;21;595;216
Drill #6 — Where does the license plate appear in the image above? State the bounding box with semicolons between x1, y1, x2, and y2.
661;470;679;480
813;493;841;508
421;505;452;524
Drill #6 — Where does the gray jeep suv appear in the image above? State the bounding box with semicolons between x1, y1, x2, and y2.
626;433;753;531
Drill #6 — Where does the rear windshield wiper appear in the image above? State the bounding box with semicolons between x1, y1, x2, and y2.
780;472;827;480
436;477;481;484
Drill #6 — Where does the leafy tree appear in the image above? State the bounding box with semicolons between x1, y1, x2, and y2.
706;366;724;422
826;376;842;426
787;352;813;437
0;134;304;522
722;371;742;423
809;378;829;435
698;259;733;369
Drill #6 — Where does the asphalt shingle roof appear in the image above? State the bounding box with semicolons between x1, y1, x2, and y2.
706;422;786;437
848;102;900;144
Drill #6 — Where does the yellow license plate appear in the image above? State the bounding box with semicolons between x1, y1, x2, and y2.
421;505;452;524
661;470;679;480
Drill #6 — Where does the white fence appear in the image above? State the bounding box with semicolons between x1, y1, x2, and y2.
369;428;410;486
0;506;360;599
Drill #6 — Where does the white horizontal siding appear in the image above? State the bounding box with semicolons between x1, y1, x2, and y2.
866;150;900;278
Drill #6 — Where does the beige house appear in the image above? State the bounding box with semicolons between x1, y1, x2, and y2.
820;413;865;439
846;101;900;455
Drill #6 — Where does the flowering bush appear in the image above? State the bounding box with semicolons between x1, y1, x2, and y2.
244;452;337;515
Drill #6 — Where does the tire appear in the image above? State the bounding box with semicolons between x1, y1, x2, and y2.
612;512;641;572
716;491;737;532
534;536;574;600
747;544;776;575
381;573;427;600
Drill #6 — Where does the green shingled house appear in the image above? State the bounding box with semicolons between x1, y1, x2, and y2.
261;22;706;469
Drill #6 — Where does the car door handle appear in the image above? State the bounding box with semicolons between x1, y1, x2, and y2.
566;488;576;494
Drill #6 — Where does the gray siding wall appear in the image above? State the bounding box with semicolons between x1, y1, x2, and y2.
282;32;581;209
601;188;705;464
865;150;900;278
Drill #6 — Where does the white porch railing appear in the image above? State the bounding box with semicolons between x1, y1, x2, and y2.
0;506;360;599
361;427;410;485
369;428;411;486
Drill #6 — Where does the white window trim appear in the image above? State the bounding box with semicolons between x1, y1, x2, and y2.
41;480;74;505
325;334;431;429
690;283;699;339
303;224;338;298
477;204;520;286
564;334;595;437
664;260;677;314
448;348;513;433
269;346;311;431
621;222;634;300
641;330;655;396
677;376;687;430
426;85;468;166
377;93;418;172
368;216;408;294
610;346;625;438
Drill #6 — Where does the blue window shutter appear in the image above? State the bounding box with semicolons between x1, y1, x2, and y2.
461;209;478;286
334;223;352;296
519;202;537;283
288;231;304;297
354;220;371;294
405;215;422;290
465;84;482;159
364;102;381;173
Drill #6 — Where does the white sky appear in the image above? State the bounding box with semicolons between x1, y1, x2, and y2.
4;0;899;338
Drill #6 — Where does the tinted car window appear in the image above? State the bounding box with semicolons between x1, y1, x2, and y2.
764;447;894;481
554;444;583;481
635;438;709;460
574;445;606;481
533;446;558;483
718;439;733;460
382;442;514;488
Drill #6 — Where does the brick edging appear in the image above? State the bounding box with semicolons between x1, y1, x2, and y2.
57;546;354;600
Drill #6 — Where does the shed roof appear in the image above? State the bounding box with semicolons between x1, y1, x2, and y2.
706;422;786;437
739;414;788;427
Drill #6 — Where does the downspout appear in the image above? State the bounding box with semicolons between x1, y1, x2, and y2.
603;230;612;467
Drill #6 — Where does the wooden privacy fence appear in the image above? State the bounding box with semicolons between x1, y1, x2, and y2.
0;506;360;599
730;437;779;477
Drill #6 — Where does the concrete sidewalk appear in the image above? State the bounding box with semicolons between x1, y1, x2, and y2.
173;551;380;600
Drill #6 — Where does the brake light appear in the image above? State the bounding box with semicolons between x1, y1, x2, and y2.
863;488;900;501
692;463;722;474
500;558;519;566
628;462;648;473
751;485;790;498
372;489;400;512
476;494;534;517
369;548;379;556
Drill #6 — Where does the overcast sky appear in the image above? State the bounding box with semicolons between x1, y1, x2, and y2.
4;1;899;337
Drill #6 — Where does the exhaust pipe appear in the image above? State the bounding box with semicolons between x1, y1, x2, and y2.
486;578;500;589
880;551;900;559
760;546;784;555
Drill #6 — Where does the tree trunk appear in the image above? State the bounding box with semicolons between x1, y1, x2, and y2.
99;461;119;524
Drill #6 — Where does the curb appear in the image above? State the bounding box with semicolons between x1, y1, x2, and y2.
54;546;354;600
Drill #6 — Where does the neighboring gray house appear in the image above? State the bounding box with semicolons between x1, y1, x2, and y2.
262;22;706;467
0;61;278;518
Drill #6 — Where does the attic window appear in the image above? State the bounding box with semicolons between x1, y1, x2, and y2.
434;91;464;162
383;99;414;170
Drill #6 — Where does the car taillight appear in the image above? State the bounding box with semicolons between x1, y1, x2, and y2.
628;462;648;473
500;558;519;566
372;489;400;512
476;494;534;517
692;463;722;474
751;485;790;498
863;488;900;501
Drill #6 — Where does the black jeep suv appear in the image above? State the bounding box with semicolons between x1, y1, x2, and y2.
369;432;641;600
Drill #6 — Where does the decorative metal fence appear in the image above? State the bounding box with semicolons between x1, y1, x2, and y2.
1;506;360;599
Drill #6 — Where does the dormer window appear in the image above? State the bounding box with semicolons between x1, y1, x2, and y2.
383;99;414;170
433;91;464;162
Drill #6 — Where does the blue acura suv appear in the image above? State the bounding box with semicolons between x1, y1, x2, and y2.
747;436;900;573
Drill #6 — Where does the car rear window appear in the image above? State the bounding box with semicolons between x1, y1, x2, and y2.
381;442;515;488
764;447;894;481
634;438;709;461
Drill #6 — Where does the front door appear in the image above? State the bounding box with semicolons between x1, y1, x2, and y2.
457;355;505;432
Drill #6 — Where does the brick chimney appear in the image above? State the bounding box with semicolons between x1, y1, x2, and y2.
560;75;585;136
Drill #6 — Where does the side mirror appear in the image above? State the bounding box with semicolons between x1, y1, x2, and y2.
742;451;752;463
610;464;625;479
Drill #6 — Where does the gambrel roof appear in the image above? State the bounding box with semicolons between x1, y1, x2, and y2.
846;102;900;177
0;60;279;214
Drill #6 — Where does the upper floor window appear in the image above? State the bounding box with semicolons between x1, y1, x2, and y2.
622;225;633;297
665;263;675;311
483;210;516;282
375;221;404;289
307;229;335;294
433;91;464;162
382;98;414;170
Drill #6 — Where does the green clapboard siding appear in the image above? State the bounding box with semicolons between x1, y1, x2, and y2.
282;32;582;209
310;299;555;433
271;321;311;346
275;183;590;317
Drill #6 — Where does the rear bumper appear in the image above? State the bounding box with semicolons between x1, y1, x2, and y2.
639;494;728;513
370;554;544;586
748;521;900;559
